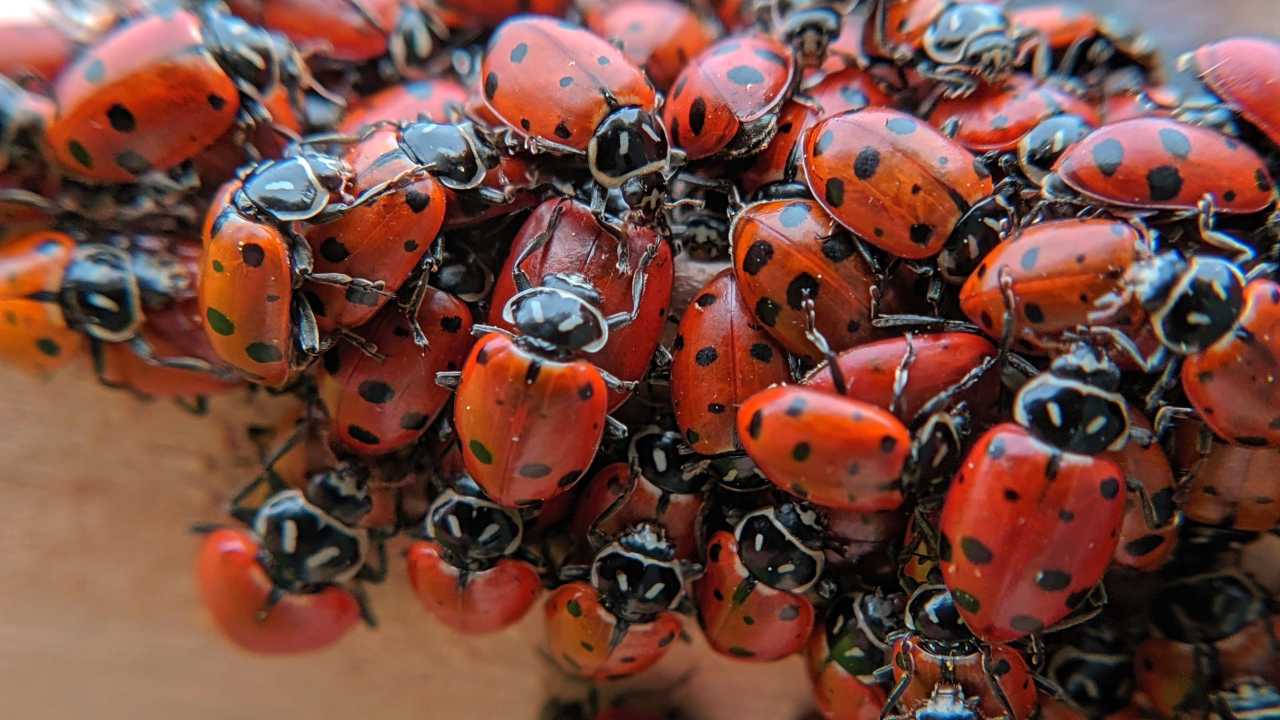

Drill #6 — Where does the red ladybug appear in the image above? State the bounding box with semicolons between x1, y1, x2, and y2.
322;286;473;456
584;0;719;91
939;423;1125;643
488;198;673;411
1183;437;1280;532
46;7;321;184
696;504;823;662
885;585;1039;720
929;73;1100;153
801;108;994;260
863;0;1039;98
1043;619;1136;716
405;475;541;634
730;198;878;360
1103;413;1179;572
664;33;797;162
545;524;688;680
433;0;572;31
1173;37;1280;150
670;269;790;455
1008;3;1158;90
339;79;470;132
807;592;902;720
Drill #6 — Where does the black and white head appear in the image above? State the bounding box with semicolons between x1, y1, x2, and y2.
238;152;352;223
588;107;670;190
503;274;609;357
904;585;972;646
253;489;367;592
628;427;714;496
781;5;842;68
60;243;143;343
923;2;1017;83
1133;253;1245;356
305;462;372;527
1017;114;1095;187
1014;342;1129;455
399;121;491;191
591;523;685;622
734;503;825;592
426;479;524;569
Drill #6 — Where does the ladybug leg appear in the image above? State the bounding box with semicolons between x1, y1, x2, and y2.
434;370;462;389
800;296;848;394
1015;25;1051;80
174;395;210;416
604;242;660;331
605;415;630;440
1152;405;1196;442
880;650;915;720
399;249;442;349
978;645;1020;720
912;355;995;424
1142;354;1183;413
469;322;514;339
598;368;638;394
889;333;917;417
356;538;388;583
348;581;379;627
512;201;567;292
1196;195;1256;262
292;290;323;356
333;327;386;361
915;63;978;100
127;335;240;381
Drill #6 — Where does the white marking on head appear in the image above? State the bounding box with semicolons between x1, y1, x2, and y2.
652;448;669;473
1047;401;1063;427
644;582;665;599
1086;415;1107;434
616;570;629;593
557;313;583;332
1187;311;1212;326
282;520;298;554
263;180;295;192
447;514;463;537
306;545;341;569
478;523;500;544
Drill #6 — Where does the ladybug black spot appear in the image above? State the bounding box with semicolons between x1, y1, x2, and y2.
1124;534;1166;557
554;121;572;140
749;342;774;363
726;65;764;85
813;130;834;156
1257;168;1271;191
785;273;819;310
846;319;860;334
520;118;531;131
854;147;880;180
880;435;898;453
742;240;774;275
1024;303;1045;324
1099;477;1120;499
686;427;701;444
747;409;764;440
320;237;350;262
240;243;265;267
658;633;676;647
991;114;1009;131
992;659;1012;676
207;308;236;336
688;97;707;136
713;588;725;601
1224;190;1237;203
107;104;135;133
35;338;60;357
469;439;493;464
1159;128;1191;159
672;334;685;351
779;202;809;228
979;310;993;329
909;224;934;247
207;93;227;111
578;383;594;400
245;342;283;363
115;150;150;175
707;403;726;414
597;56;610;65
1035;569;1072;591
695;346;719;366
696;292;718;307
952;588;980;612
579;641;594;653
960;536;993;565
886;117;916;135
709;543;722;562
404;239;421;253
1010;615;1044;633
1003;488;1020;502
358;380;395;404
1147;165;1183;202
559;470;582;488
405;189;432;213
68;140;93;168
347;425;382;445
910;184;922;195
84;58;105;84
840;86;868;107
754;297;781;326
519;463;551;478
743;616;755;626
510;42;528;63
755;48;787;66
1059;508;1075;522
484;72;498;100
728;647;756;658
785;396;806;417
1020;246;1039;271
1092;138;1124;176
566;599;582;617
399;412;429;430
791;442;811;461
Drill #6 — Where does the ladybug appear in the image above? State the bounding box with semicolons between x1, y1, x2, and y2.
1181;278;1280;448
0;3;104;87
696;504;823;662
960;218;1147;353
928;73;1100;153
545;523;688;680
432;0;572;31
670;269;791;455
46;6;323;184
584;0;719;92
939;423;1126;643
1183;438;1280;532
449;211;662;507
1044;619;1136;717
572;427;712;560
664;33;797;162
801;108;994;260
196;528;362;654
1043;118;1274;259
1008;3;1159;91
863;0;1040;98
884;585;1040;720
730;198;878;360
0;76;54;178
480;16;671;214
488;198;673;411
338;78;470;133
1104;412;1179;571
1171;38;1280;150
806;592;903;720
321;286;473;456
1011;341;1135;456
405;474;541;634
1211;678;1280;720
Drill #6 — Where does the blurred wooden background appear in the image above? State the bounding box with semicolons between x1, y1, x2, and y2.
2;1;1278;718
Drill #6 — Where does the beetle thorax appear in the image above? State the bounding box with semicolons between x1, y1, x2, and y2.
591;524;684;622
427;490;523;568
503;278;609;356
924;3;1015;81
253;490;367;591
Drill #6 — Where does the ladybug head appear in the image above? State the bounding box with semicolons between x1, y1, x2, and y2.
588;107;670;190
238;153;351;223
781;6;842;68
1150;571;1264;644
426;483;523;568
1046;639;1133;716
253;489;367;592
201;9;286;101
304;462;372;527
734;503;826;593
399;121;492;191
1013;347;1129;456
915;684;980;720
904;586;971;645
923;3;1016;81
435;242;494;303
1051;342;1122;390
60;243;143;343
388;5;437;76
503;275;609;356
629;428;714;496
1140;254;1245;356
1017;114;1095;186
823;592;905;675
591;523;685;622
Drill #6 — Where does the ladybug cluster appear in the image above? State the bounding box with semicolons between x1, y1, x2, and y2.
5;0;1280;717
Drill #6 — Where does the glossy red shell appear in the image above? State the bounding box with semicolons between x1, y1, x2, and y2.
739;386;910;512
571;463;704;561
1054;118;1274;213
405;541;541;634
489;199;671;410
1009;4;1101;51
339;79;470;132
481;16;656;153
802;332;998;421
100;300;242;398
664;33;796;160
1103;414;1178;571
228;0;401;62
890;635;1039;720
0;231;82;374
1190;37;1280;148
696;530;815;662
731;199;877;360
806;619;885;720
1183;441;1280;532
435;0;573;31
1183;279;1280;448
325;288;473;456
455;333;607;508
928;74;1101;152
960;219;1146;352
48;10;240;183
196;529;360;654
940;424;1126;644
802;109;993;260
584;0;718;91
671;269;789;455
0;14;79;83
544;582;682;680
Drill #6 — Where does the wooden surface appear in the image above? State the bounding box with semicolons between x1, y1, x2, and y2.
2;1;1278;718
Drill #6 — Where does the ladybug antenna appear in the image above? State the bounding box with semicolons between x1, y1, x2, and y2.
889;332;916;418
802;296;847;395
